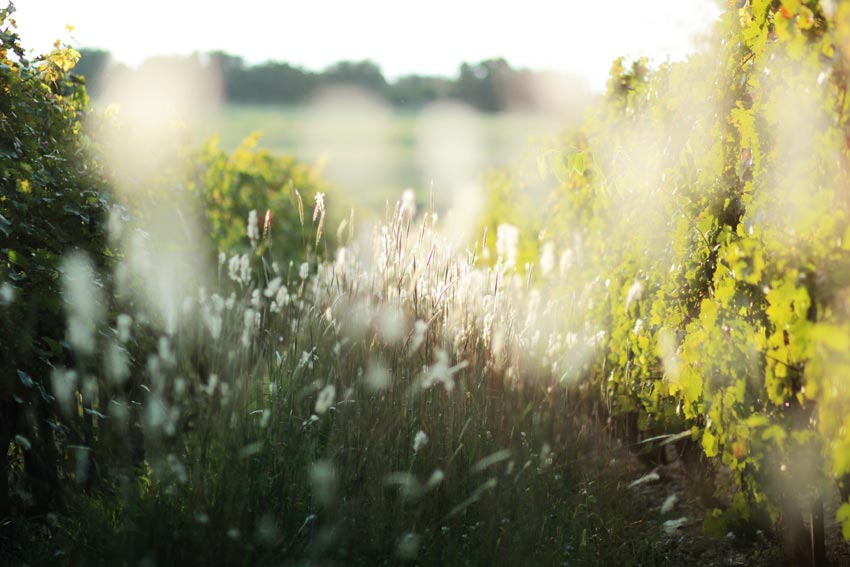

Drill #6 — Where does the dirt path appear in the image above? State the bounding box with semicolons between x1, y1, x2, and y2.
617;447;850;566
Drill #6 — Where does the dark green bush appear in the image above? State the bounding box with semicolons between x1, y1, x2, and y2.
0;4;110;518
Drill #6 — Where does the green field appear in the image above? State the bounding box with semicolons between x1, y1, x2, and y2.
196;103;583;208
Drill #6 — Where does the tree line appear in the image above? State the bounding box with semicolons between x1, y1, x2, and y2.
74;48;590;112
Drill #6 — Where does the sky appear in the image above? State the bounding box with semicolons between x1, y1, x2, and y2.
12;0;722;92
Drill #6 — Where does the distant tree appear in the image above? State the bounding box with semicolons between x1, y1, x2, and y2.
209;51;246;100
388;74;453;107
72;48;111;96
454;58;515;112
74;49;592;113
322;60;387;95
208;50;245;75
242;62;317;103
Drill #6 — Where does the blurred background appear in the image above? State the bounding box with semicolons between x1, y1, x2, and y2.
13;0;720;216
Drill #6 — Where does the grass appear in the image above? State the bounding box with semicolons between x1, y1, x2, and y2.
192;103;579;210
3;197;687;566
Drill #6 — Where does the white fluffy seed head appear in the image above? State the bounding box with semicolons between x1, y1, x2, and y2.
315;384;336;415
496;224;520;268
413;430;429;453
247;210;259;247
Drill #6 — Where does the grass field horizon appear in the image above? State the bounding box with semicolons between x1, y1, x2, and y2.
191;101;591;209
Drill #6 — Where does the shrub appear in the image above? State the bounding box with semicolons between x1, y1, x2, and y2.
0;4;110;516
536;1;850;561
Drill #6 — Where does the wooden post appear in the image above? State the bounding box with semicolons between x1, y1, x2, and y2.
782;495;810;566
811;496;826;567
0;400;11;518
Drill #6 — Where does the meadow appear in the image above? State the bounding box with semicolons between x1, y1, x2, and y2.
199;104;567;165
9;2;850;567
192;102;585;214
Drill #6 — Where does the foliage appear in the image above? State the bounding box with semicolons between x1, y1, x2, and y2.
168;132;327;259
0;2;325;540
0;3;110;515
530;0;850;557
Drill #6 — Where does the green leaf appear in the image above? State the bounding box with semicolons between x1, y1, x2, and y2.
537;155;547;180
572;152;585;175
838;503;850;540
810;323;850;352
702;429;719;457
746;415;769;428
762;425;787;446
700;298;718;329
16;369;34;388
551;155;570;183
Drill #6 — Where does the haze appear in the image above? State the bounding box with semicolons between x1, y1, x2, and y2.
14;0;721;91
